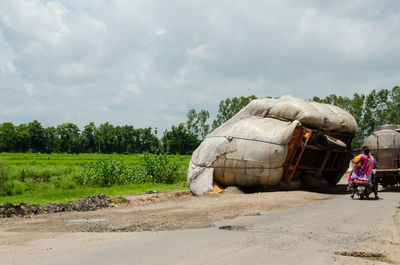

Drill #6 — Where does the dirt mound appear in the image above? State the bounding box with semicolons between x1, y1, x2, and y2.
123;190;191;205
220;186;244;194
0;194;114;218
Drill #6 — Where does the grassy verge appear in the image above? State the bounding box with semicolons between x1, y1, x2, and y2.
0;153;191;205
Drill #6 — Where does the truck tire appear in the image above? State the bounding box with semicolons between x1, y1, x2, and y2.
318;135;347;151
328;172;344;186
302;174;330;189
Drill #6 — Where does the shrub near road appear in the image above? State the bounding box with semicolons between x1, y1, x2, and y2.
0;153;190;204
79;154;178;186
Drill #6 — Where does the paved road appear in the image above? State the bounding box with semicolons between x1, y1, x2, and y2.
2;191;399;265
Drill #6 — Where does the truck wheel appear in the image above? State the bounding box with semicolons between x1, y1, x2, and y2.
318;135;347;151
328;172;344;186
302;174;330;189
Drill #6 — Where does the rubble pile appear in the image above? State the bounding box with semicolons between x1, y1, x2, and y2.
0;194;114;218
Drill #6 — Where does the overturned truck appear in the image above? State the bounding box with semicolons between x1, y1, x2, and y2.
187;95;357;195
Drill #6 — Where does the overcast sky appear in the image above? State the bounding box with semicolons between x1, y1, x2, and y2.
0;0;399;133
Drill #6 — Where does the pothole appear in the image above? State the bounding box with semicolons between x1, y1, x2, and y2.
335;251;390;262
218;225;247;231
67;218;109;223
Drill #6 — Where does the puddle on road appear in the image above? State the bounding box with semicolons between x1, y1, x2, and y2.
67;218;109;223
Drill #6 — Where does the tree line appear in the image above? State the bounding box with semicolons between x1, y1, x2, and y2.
313;86;400;147
0;121;160;154
0;95;258;155
1;86;399;154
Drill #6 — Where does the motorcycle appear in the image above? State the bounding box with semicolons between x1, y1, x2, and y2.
350;174;378;200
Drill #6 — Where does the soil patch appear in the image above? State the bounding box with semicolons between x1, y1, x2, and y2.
123;190;191;205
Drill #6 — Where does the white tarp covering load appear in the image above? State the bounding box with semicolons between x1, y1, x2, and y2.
363;129;400;149
187;95;357;195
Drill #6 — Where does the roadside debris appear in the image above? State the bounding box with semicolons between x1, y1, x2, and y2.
0;194;114;218
122;190;191;205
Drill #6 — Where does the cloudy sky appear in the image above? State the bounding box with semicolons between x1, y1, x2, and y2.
0;0;399;133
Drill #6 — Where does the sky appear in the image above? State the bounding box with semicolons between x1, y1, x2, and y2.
0;0;400;134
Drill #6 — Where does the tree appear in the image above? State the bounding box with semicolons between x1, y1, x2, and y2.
120;125;136;154
186;109;210;140
114;126;125;154
0;123;16;152
212;95;257;129
44;126;58;153
15;124;30;152
386;86;400;125
27;120;46;153
354;89;391;146
161;123;200;154
96;122;116;154
56;123;80;153
80;122;97;153
134;127;160;153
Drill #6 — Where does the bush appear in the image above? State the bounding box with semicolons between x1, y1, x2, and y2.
141;153;177;184
0;160;13;196
123;164;150;184
79;154;179;187
81;158;125;187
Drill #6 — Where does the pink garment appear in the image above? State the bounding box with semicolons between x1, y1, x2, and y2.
347;154;375;188
364;155;375;180
358;154;368;173
357;154;374;178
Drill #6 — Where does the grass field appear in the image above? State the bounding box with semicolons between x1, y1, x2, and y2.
0;153;191;204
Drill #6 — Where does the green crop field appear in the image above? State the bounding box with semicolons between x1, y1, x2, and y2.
0;153;191;204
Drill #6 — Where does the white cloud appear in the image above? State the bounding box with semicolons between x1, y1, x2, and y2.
23;83;34;95
0;0;399;131
123;74;141;95
0;0;108;83
187;44;215;60
154;29;166;36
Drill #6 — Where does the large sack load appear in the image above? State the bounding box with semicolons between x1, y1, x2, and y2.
363;128;400;150
362;126;400;171
362;125;400;187
188;95;357;195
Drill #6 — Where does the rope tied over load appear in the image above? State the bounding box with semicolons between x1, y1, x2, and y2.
207;135;286;146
